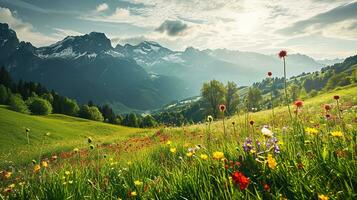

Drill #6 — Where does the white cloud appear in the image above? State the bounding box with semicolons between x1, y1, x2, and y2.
96;3;108;12
0;7;57;47
52;28;83;39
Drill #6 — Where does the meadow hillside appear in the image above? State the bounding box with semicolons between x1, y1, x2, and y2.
0;105;151;167
0;85;356;199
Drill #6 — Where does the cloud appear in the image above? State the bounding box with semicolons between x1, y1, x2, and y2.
96;3;108;12
155;20;188;36
0;7;57;47
52;28;83;39
278;2;357;36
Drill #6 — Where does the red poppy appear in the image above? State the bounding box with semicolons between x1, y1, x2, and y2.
263;183;270;191
249;120;254;126
294;100;303;108
267;71;272;77
231;171;250;190
333;95;340;100
324;104;331;111
278;50;287;58
219;104;226;112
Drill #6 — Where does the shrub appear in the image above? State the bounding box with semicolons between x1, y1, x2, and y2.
27;97;53;115
79;105;104;121
62;98;80;116
0;84;10;104
9;94;29;114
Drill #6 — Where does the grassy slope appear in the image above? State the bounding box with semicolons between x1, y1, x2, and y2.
0;106;151;166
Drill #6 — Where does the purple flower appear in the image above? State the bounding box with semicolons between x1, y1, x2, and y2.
243;137;253;152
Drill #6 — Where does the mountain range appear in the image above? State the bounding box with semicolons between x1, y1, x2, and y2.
0;23;341;112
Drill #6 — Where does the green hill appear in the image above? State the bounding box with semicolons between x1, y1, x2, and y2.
0;105;150;166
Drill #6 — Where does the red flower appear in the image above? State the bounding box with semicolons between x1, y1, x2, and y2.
324;104;331;111
219;104;226;112
267;71;272;77
231;171;250;190
294;100;303;108
333;95;340;100
325;114;331;119
278;50;287;58
249;120;254;126
263;183;271;192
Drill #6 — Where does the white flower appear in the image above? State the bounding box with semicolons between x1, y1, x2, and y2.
261;125;274;138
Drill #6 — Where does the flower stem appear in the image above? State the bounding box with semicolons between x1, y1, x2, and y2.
283;58;293;122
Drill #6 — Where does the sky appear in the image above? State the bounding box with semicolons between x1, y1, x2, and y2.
0;0;356;59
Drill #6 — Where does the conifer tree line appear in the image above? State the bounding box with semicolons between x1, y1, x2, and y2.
0;67;157;128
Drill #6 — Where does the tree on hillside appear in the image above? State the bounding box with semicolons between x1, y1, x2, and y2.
100;104;116;123
246;87;262;111
0;84;11;104
288;83;300;102
201;80;226;117
141;115;157;127
0;66;12;88
41;93;54;103
9;94;30;114
352;68;357;83
79;105;104;121
325;72;351;90
62;98;80;116
225;81;239;115
26;97;53;115
123;113;139;127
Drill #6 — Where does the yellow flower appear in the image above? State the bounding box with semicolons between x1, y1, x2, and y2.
212;151;224;160
200;154;208;160
4;171;12;179
305;127;318;135
65;171;71;176
267;154;277;169
8;184;15;189
73;148;79;153
130;191;137;196
166;140;172;145
318;194;329;200
331;131;343;137
134;180;143;186
186;152;193;157
127;161;132;166
183;143;190;148
277;141;284;146
170;148;177;154
34;164;41;173
207;115;213;122
41;161;48;168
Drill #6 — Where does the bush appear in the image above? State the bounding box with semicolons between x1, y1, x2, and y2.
27;97;53;115
141;115;157;127
79;105;104;121
9;94;29;114
62;98;80;116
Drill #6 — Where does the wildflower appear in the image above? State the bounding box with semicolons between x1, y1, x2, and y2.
333;95;340;100
65;171;71;176
68;180;73;184
134;180;143;186
267;154;277;169
166;140;172;145
207;115;213;122
26;128;30;133
249;120;254;126
219;104;226;112
4;171;12;179
212;151;224;160
87;137;93;143
278;50;287;58
32;159;37;164
294;100;304;108
318;194;329;200
200;154;208;160
232;121;235;125
324;104;331;111
305;127;318;135
261;125;273;138
170;148;176;154
34;164;41;173
89;144;95;149
243;138;253;153
41;161;48;168
231;171;250;190
130;191;137;196
51;155;58;161
331;131;343;137
267;71;272;77
45;132;51;136
263;183;270;191
127;161;132;165
186;152;193;157
73;148;79;153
